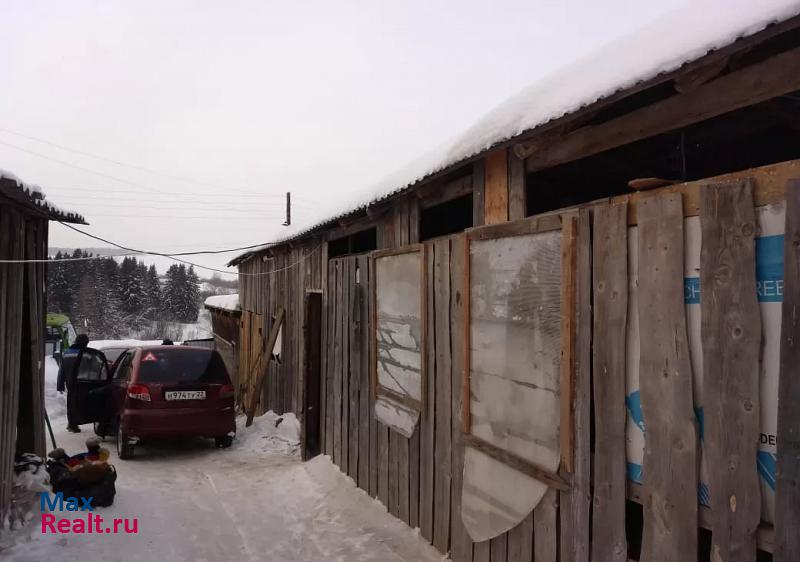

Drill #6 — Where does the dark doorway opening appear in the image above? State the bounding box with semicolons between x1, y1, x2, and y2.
301;291;322;461
526;91;800;217
328;227;377;259
420;193;473;241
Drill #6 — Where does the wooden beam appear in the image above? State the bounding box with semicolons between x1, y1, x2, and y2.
472;159;485;227
559;215;577;473
615;158;800;225
484;149;509;224
673;57;728;93
508;150;526;220
463;434;569;491
522;47;800;171
418;174;473;209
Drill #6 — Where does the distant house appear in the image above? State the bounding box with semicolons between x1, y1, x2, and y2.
229;7;800;562
0;170;84;527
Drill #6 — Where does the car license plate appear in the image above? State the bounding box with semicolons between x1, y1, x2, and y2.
165;390;206;401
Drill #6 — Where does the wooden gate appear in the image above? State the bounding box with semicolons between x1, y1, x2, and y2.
238;310;264;413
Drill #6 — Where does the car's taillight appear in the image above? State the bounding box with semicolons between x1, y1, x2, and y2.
127;383;151;402
220;384;235;399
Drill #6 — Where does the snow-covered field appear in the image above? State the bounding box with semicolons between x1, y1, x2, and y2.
1;357;444;562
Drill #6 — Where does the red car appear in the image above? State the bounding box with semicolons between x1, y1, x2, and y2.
72;346;236;459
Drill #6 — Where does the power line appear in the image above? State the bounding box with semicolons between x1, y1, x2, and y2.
58;199;306;211
79;214;284;220
0;138;299;201
48;186;290;199
48;192;312;207
57;221;270;256
0;127;315;199
62;202;290;213
47;186;318;206
0;252;139;263
54;221;317;277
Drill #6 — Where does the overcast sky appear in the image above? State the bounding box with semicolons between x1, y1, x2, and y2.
0;0;681;276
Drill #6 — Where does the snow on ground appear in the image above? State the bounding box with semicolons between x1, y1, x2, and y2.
178;307;212;341
43;356;66;420
89;339;163;350
1;356;443;562
234;411;302;456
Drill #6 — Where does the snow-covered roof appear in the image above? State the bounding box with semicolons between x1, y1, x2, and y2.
231;1;800;266
205;293;240;313
0;169;85;223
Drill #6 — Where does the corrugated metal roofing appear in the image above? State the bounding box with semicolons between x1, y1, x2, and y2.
231;1;800;267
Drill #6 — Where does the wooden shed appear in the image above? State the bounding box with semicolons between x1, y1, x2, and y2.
204;294;241;404
0;170;84;528
231;8;800;562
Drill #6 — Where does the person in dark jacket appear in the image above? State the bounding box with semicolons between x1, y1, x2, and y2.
56;334;90;433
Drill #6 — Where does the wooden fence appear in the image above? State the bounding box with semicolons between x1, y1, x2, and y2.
316;182;799;561
238;165;800;561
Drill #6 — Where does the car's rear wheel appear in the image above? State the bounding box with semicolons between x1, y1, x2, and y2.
215;435;233;448
117;421;134;460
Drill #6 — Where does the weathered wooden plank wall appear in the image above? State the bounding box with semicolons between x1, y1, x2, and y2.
0;206;25;525
235;159;800;562
0;206;48;527
237;236;326;420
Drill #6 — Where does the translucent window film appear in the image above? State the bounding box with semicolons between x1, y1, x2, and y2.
375;251;423;406
469;230;562;468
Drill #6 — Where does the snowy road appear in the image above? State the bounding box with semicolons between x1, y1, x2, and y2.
2;359;444;562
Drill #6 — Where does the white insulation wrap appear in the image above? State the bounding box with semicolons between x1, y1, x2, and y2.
626;201;784;523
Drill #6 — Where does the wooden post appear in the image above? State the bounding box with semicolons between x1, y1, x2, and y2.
508;150;526;221
484;149;509;224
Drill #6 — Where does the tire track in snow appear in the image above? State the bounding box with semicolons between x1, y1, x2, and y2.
202;471;258;562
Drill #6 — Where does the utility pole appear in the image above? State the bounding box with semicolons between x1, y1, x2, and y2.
283;191;291;226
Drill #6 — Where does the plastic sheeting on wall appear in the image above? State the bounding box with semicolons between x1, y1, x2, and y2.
462;230;562;542
625;201;784;523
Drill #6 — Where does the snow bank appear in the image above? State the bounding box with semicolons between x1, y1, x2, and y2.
13;458;49;496
232;0;800;261
44;356;66;423
234;411;301;456
89;339;163;350
204;293;240;312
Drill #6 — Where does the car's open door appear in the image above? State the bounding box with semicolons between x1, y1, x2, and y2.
71;348;112;425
